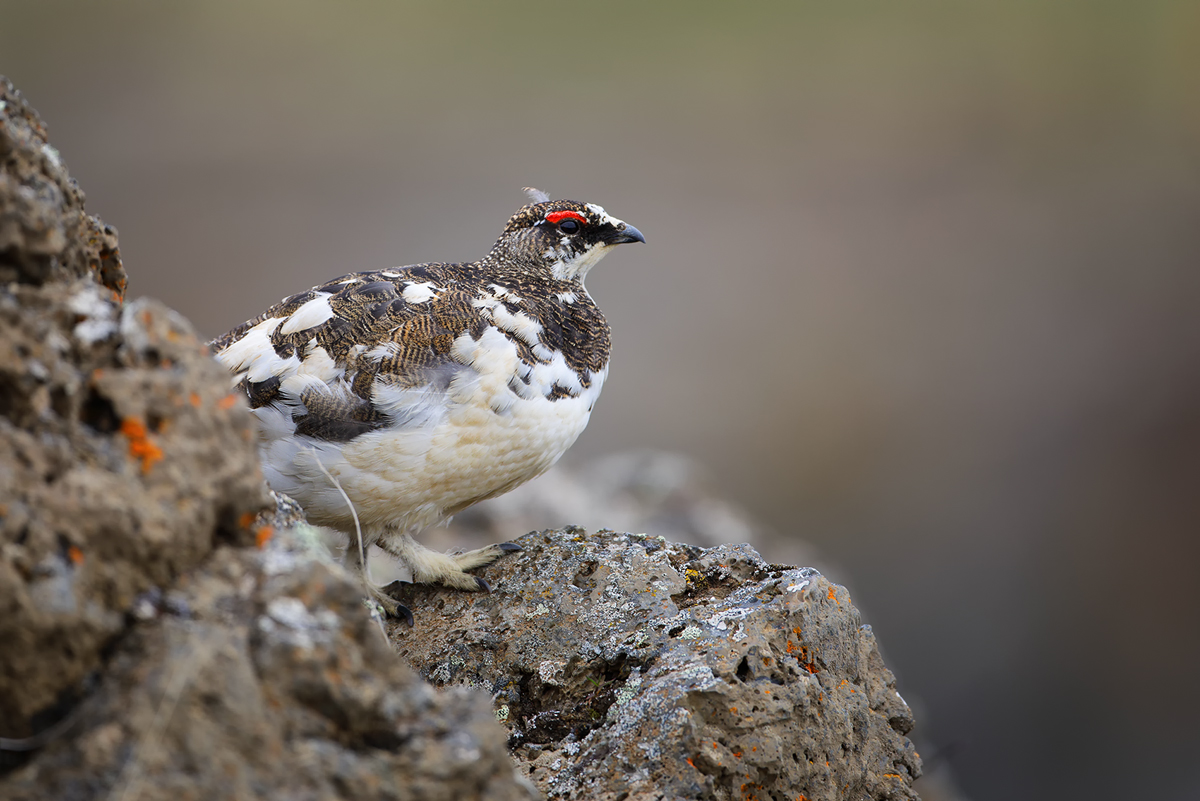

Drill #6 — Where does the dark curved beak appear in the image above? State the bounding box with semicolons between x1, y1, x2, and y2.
609;223;646;245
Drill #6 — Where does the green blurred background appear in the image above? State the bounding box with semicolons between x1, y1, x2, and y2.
5;2;1199;798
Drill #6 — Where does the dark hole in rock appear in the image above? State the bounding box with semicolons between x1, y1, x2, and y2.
49;386;72;419
0;374;29;425
506;652;647;748
80;388;118;434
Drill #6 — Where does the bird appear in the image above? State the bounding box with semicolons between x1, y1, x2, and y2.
211;189;644;620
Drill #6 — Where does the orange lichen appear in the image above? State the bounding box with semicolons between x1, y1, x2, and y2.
239;512;257;529
67;546;84;565
739;782;763;800
189;392;202;407
218;393;239;410
827;586;837;602
686;758;696;769
255;525;274;549
120;417;164;474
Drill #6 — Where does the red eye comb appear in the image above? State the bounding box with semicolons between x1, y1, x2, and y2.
545;210;587;226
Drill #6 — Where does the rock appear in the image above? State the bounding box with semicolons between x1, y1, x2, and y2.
0;77;125;294
0;535;538;801
0;257;270;741
0;75;268;741
393;528;922;801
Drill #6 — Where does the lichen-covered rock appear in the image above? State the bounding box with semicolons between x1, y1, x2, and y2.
0;74;268;738
394;529;921;801
0;281;270;735
0;536;539;801
0;76;125;295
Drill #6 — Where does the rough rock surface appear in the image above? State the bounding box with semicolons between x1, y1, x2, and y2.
0;77;268;736
395;529;922;801
0;534;538;801
0;78;125;294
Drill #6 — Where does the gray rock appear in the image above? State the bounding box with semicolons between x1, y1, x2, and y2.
0;77;125;294
1;73;270;737
393;529;922;801
0;259;268;735
0;536;538;801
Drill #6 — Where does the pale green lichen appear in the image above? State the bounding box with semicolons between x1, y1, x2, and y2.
614;672;643;706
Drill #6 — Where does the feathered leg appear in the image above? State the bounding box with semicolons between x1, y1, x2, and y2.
377;531;521;593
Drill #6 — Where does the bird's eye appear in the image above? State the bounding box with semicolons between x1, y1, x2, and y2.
557;219;579;234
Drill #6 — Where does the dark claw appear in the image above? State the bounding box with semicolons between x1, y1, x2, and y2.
393;603;415;627
475;576;493;593
498;542;523;553
380;581;415;625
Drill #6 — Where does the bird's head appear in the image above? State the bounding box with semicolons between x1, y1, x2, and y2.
489;190;645;283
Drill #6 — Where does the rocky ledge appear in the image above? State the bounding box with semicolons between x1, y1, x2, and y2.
396;529;921;800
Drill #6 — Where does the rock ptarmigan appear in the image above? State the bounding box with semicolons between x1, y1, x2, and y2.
211;189;644;620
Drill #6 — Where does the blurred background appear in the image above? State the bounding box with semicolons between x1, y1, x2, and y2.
4;2;1199;798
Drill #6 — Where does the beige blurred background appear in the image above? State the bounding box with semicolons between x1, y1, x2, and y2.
5;2;1199;798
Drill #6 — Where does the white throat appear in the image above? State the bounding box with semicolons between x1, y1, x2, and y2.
549;243;614;282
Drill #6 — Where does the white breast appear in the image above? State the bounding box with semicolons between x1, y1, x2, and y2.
251;324;607;535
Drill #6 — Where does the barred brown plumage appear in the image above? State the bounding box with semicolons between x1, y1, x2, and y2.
211;191;644;621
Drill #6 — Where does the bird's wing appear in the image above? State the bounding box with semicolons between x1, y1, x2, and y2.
213;265;488;444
